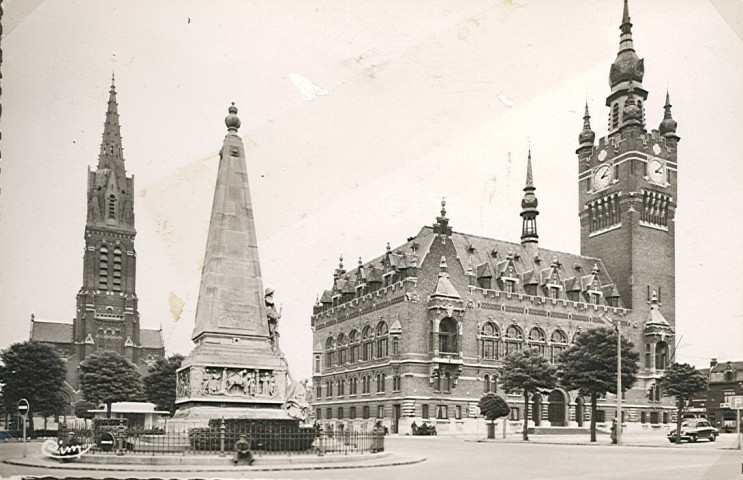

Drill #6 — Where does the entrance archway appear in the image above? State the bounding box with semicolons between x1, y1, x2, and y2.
547;390;566;426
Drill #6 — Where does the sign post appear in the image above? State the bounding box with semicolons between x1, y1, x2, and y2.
730;395;743;450
18;399;29;458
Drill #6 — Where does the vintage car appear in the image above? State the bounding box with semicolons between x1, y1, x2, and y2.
667;419;719;443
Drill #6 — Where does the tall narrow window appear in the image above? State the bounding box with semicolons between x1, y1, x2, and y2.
98;246;109;290
107;194;117;220
376;322;389;358
349;330;359;363
325;337;335;368
362;326;373;361
528;327;546;357
438;318;458;354
112;247;123;291
550;330;568;363
337;333;347;365
481;322;500;359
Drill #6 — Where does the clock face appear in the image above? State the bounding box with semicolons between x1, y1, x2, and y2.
593;164;613;190
648;159;666;184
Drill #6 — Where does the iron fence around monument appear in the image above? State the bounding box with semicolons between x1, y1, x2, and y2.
60;425;384;457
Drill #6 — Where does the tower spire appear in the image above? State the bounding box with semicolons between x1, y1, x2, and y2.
520;150;539;251
608;0;646;132
97;75;125;173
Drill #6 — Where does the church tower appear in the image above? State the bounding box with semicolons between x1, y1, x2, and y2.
73;76;141;364
577;0;679;325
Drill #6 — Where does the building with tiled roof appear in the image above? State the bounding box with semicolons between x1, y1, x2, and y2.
310;1;679;434
702;359;743;432
29;77;164;413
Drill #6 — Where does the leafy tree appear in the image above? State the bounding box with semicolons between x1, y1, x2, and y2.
660;362;707;444
500;348;557;440
0;341;67;432
74;400;97;420
143;354;184;416
558;326;639;442
79;352;144;417
478;392;510;439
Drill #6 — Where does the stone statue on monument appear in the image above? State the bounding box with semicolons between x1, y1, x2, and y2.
265;287;281;347
282;373;310;421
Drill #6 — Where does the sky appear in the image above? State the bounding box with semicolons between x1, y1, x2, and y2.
1;0;742;381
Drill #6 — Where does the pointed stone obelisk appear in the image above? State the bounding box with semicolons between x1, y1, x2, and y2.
174;104;290;423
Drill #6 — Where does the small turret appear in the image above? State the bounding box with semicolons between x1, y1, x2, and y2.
520;150;539;258
577;102;596;154
659;91;679;144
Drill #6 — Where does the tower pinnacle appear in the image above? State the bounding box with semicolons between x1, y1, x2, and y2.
520;150;538;249
659;90;679;141
577;102;595;151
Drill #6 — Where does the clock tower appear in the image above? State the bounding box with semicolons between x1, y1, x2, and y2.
576;0;679;325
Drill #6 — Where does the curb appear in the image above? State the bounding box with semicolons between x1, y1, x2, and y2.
3;453;426;473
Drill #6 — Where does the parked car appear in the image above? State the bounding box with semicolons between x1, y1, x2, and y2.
667;419;719;443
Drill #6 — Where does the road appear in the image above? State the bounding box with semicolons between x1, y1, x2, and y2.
1;434;741;480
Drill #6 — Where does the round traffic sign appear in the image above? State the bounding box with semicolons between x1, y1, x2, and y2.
17;399;29;416
99;431;116;452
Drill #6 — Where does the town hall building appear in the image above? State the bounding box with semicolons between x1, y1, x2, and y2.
29;77;164;412
310;1;679;434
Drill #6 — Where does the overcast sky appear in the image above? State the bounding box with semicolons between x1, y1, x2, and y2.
1;0;742;380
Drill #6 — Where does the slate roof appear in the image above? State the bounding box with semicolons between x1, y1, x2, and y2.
30;320;73;344
139;329;164;349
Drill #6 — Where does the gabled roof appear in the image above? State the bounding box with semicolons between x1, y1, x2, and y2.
522;270;539;285
319;290;333;304
140;329;164;349
476;262;493;278
711;361;743;373
30;320;73;344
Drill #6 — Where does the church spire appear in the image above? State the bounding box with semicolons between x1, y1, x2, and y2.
97;74;125;174
520;150;539;251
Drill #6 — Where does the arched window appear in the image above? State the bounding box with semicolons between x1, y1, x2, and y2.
337;333;347;365
438;317;458;354
112;247;123;291
480;322;500;359
349;376;358;395
326;380;333;398
528;327;546;357
550;330;568;363
377;373;386;393
376;322;389;358
325;337;335;368
349;330;359;363
361;326;373;361
338;378;345;396
362;375;371;394
655;341;668;370
98;246;109;290
504;325;524;356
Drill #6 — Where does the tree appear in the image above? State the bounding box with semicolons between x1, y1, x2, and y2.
143;354;184;416
0;341;67;432
500;348;557;440
558;327;639;442
74;400;97;420
660;362;707;444
478;392;510;439
79;352;144;417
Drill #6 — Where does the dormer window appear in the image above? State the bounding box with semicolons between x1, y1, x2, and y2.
503;279;516;294
524;284;537;296
478;277;492;289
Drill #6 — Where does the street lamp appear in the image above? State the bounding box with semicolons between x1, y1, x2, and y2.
602;315;622;446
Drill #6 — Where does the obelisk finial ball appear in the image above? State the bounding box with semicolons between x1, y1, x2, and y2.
225;102;241;131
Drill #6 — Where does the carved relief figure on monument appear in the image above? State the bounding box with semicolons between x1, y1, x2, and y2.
176;370;191;399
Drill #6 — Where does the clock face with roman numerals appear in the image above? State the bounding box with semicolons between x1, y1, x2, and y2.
593;164;613;190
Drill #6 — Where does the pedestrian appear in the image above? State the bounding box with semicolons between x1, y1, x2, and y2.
233;434;254;466
610;418;617;444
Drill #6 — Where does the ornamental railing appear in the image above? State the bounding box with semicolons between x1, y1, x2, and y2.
60;424;384;457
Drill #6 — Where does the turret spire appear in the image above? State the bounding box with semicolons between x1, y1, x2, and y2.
659;90;679;142
520;150;539;249
578;102;596;151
